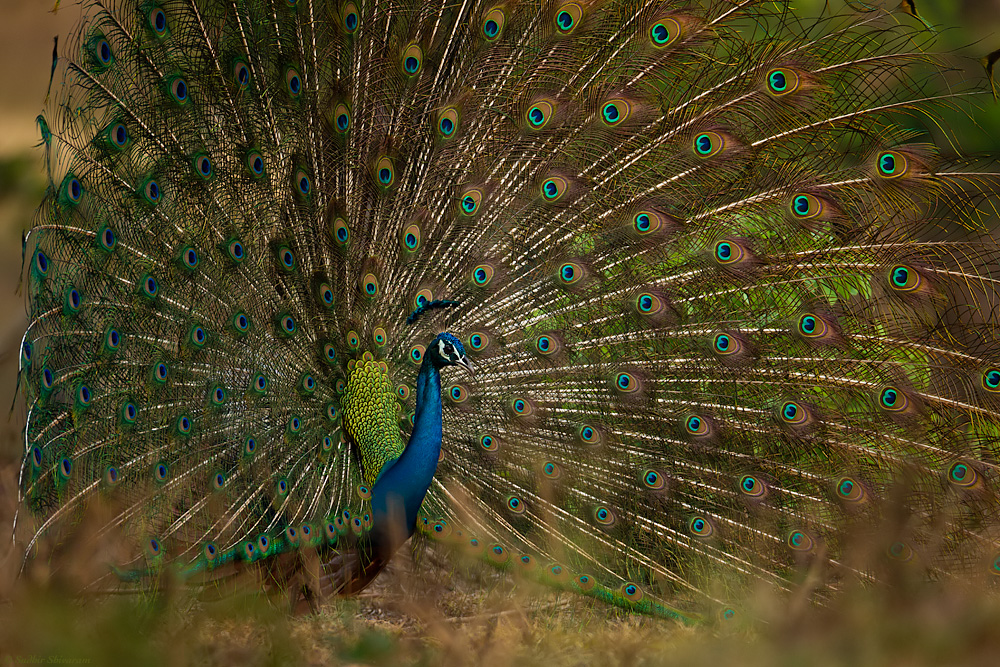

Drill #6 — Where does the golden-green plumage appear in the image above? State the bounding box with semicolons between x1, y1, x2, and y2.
343;352;406;489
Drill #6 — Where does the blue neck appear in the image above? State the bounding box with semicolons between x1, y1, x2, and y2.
369;357;442;549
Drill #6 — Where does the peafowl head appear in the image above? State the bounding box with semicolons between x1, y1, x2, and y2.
427;332;475;376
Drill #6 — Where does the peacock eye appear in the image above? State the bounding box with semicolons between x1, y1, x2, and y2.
444;343;454;357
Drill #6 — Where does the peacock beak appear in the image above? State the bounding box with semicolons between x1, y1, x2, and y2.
456;356;475;378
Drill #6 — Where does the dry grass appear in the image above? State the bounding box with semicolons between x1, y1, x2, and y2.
3;542;1000;666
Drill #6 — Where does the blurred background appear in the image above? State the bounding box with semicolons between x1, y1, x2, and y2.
0;1;999;664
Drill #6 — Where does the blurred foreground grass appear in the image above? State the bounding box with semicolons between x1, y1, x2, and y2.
4;538;1000;666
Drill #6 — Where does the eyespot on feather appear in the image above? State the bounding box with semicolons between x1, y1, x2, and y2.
648;17;682;48
764;67;802;97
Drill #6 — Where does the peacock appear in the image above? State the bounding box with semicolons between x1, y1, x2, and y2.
15;0;1000;623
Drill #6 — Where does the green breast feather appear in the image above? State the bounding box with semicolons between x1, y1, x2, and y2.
343;352;405;488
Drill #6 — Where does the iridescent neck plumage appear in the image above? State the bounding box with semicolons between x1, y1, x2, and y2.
368;355;442;549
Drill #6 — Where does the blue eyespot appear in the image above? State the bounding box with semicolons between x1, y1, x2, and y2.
833;477;867;506
622;583;642;602
792;194;822;218
543;180;560;199
191;326;206;346
150;8;167;35
286;69;302;96
689;516;713;537
234;61;250;88
334;218;350;244
410;345;424;363
100;227;116;251
111;123;128;148
169;78;188;104
65;288;81;313
650;22;671;46
769;70;786;92
889;265;920;292
140;275;159;299
882;389;896;406
225;239;244;264
248;152;265;176
148;538;161;556
560;263;575;282
34;251;49;277
693;131;725;157
983;369;1000;391
143;178;161;204
196;155;213;178
472;264;494;286
556;10;574;31
97;38;113;65
401;45;423;75
296;170;311;196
